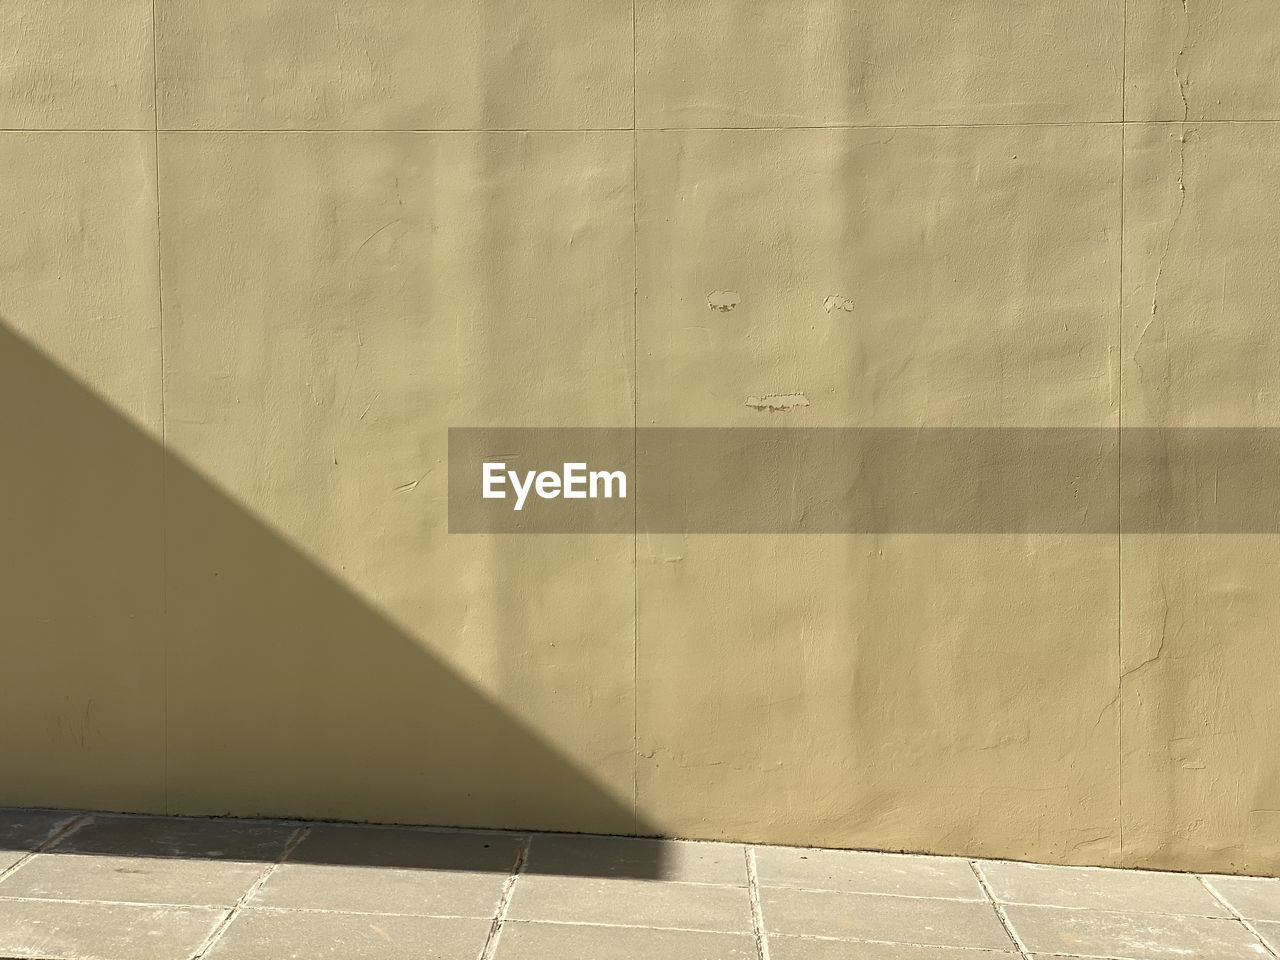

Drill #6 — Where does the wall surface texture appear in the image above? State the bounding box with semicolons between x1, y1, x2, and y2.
2;0;1279;876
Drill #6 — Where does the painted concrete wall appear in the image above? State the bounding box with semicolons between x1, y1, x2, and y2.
2;1;1278;875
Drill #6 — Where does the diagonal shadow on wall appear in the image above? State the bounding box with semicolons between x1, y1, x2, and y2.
0;321;664;878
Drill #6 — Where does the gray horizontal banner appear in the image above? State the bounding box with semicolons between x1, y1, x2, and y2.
448;428;1280;533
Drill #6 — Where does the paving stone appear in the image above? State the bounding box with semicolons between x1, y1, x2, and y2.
978;860;1229;916
286;825;525;872
495;920;758;959
770;938;1017;959
251;861;507;918
525;834;747;885
753;847;986;900
2;808;1272;957
0;851;266;907
1202;874;1280;922
51;815;295;861
760;889;1013;950
506;875;753;932
250;824;523;917
1003;904;1267;959
204;908;491;960
0;897;224;960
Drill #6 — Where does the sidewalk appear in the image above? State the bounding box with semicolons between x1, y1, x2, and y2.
1;808;1277;960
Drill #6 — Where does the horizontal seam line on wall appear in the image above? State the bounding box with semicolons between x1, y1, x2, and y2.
6;119;1280;135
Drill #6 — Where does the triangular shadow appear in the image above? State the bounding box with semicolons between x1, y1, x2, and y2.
0;321;665;879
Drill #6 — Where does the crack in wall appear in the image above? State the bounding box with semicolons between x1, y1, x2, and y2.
1176;0;1192;121
1136;1;1195;407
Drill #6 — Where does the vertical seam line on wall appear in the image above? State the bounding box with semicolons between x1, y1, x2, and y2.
149;0;169;813
631;0;641;834
1117;0;1128;858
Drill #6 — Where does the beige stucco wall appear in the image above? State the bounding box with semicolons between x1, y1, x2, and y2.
2;0;1278;875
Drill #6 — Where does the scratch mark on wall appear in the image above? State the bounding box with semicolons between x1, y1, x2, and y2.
1176;0;1192;121
746;393;810;411
350;218;403;261
1138;0;1195;401
708;290;740;312
396;469;432;493
1122;580;1180;680
1137;109;1192;403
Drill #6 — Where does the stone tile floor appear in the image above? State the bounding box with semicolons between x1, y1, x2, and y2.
1;808;1278;959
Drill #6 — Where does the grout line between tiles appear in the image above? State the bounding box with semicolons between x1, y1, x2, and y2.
0;895;240;911
29;814;94;854
769;931;1019;952
1198;876;1280;959
245;905;500;921
183;909;236;960
481;916;750;936
526;875;748;892
0;896;492;920
825;947;1249;960
756;887;987;904
740;886;1250;918
745;848;771;960
997;950;1275;960
188;824;309;959
969;861;1031;958
959;898;1239;920
0;888;1250;921
478;835;531;960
